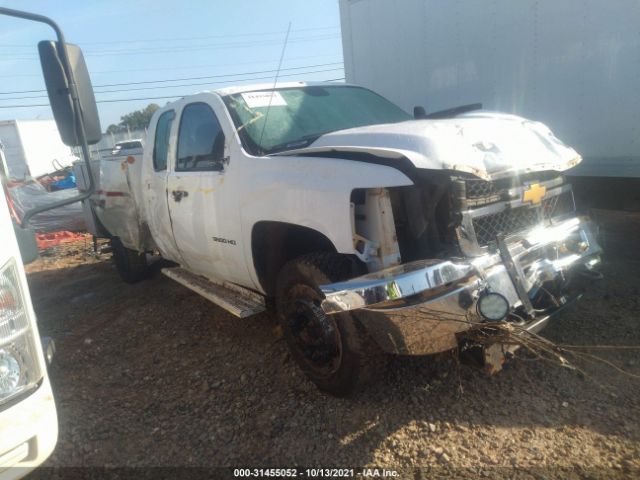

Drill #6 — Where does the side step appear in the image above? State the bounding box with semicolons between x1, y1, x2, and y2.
161;267;266;318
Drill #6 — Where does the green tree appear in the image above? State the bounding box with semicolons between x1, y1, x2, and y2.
114;103;160;131
106;124;121;134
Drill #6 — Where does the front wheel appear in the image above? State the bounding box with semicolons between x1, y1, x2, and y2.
111;237;149;284
276;253;385;396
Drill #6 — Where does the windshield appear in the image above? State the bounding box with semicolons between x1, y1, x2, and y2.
223;85;411;155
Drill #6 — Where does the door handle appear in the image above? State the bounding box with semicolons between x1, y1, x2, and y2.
171;190;188;202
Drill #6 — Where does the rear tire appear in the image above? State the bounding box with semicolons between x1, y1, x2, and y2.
276;252;385;396
111;237;149;284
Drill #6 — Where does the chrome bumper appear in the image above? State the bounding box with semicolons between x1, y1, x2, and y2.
320;216;601;355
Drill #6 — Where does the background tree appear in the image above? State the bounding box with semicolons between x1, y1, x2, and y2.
107;103;160;133
106;124;120;135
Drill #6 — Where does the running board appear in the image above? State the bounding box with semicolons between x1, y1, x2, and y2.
161;267;266;318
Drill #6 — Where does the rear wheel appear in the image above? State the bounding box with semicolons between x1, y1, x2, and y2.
276;253;385;396
111;237;149;284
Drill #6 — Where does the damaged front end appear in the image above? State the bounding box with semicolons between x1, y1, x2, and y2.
320;173;602;366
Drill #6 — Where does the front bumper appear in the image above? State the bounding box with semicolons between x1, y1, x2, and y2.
0;377;57;480
320;216;601;355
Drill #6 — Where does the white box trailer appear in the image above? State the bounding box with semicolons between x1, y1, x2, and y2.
339;0;640;178
0;120;77;180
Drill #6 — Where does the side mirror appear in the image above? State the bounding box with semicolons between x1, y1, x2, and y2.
38;41;101;146
413;106;427;119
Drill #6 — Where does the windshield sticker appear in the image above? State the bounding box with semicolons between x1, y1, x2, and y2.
241;91;287;108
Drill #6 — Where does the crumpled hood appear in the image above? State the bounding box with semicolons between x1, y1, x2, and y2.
283;112;581;180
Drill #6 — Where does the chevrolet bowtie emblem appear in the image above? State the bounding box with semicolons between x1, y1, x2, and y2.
522;183;546;204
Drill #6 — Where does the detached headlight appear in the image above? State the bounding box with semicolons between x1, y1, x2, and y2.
477;291;510;321
0;258;41;405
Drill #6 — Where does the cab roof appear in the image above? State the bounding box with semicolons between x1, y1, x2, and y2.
214;80;349;97
156;81;351;113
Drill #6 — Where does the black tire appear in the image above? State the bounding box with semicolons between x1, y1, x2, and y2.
276;252;386;396
111;237;149;284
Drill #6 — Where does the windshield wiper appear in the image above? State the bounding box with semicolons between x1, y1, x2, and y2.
264;131;332;155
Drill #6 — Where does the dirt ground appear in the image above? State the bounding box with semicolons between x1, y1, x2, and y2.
25;210;640;478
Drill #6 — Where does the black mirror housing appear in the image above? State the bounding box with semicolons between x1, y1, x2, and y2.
38;41;101;146
413;106;427;119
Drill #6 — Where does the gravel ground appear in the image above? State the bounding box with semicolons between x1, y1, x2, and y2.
24;210;640;478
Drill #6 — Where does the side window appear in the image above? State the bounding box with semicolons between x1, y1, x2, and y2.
176;103;226;172
152;110;174;171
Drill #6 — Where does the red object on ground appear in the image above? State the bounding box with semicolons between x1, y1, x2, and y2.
36;231;87;249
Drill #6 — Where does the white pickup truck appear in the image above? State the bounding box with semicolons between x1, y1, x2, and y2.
78;81;602;395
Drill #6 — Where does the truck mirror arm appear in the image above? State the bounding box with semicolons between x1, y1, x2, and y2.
0;7;96;228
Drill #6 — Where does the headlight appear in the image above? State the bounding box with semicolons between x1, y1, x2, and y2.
0;258;41;405
0;349;21;396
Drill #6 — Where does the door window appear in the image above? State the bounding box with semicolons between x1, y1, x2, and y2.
176;103;226;171
152;110;174;171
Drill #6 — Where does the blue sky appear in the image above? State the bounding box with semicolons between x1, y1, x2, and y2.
0;0;344;128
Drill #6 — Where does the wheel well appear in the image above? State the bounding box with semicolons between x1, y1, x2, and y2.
251;221;337;296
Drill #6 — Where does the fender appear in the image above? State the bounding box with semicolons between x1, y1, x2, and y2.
236;155;413;291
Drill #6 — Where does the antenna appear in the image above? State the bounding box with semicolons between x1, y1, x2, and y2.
258;21;291;151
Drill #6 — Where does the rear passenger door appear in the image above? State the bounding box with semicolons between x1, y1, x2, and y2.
166;101;228;278
144;109;182;262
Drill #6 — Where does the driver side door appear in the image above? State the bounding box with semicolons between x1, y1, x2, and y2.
166;101;228;279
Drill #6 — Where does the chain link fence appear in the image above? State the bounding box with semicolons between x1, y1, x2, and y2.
75;127;148;160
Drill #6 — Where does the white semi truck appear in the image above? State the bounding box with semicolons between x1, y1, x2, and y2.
0;162;57;478
78;81;602;395
0;5;106;477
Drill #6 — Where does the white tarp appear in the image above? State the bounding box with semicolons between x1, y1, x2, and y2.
9;181;86;233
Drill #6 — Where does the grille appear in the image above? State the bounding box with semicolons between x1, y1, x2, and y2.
542;189;575;219
472;190;575;245
465;179;499;199
462;172;562;205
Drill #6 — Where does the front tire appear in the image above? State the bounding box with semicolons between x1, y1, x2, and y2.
276;253;385;396
111;237;149;284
